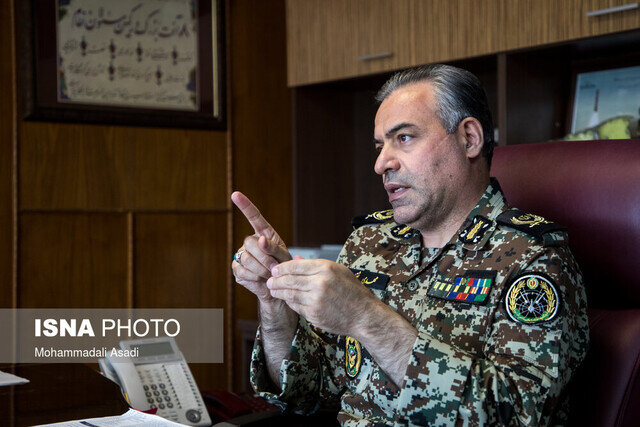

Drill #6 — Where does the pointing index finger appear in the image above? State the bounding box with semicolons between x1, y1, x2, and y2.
231;191;276;239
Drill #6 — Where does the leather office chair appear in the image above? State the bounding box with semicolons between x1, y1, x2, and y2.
491;140;640;426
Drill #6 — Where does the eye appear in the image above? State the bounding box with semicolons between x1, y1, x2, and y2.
374;143;383;153
398;134;411;143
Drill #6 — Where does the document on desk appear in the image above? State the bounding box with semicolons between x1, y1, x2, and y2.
36;408;185;426
0;369;29;386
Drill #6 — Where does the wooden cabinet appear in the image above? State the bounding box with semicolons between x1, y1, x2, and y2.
286;0;412;85
503;0;640;51
413;0;505;64
287;0;640;86
583;0;640;37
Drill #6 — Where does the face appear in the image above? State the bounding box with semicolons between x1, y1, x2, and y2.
373;82;470;231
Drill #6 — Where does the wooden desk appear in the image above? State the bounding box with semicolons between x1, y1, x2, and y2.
0;364;129;426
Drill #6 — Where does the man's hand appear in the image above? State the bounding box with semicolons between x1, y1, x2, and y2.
267;258;418;387
231;191;298;388
231;191;292;303
266;259;379;336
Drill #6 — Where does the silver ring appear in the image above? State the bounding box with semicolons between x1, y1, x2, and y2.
234;249;245;266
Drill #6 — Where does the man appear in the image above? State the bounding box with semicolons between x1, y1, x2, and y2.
231;64;588;425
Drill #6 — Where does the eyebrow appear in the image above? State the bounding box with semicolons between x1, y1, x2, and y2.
373;122;418;145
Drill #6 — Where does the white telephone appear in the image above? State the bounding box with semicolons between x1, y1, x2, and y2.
99;337;212;426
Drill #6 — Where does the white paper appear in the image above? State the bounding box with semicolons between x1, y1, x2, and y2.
35;408;186;426
0;369;29;386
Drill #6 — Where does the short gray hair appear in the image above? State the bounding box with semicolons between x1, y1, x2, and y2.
376;64;495;167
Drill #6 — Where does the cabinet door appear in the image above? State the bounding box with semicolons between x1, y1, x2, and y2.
413;0;505;65
286;0;412;86
502;0;640;51
582;0;640;37
354;0;413;77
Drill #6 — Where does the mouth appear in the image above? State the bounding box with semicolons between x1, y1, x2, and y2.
384;183;410;202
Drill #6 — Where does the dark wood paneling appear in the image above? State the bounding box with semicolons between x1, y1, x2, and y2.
20;122;228;211
19;122;127;210
126;128;228;210
0;0;15;308
134;213;227;308
294;79;390;246
19;213;128;308
506;49;572;144
134;213;228;390
229;0;292;390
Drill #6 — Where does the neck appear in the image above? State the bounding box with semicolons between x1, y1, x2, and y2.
419;175;490;248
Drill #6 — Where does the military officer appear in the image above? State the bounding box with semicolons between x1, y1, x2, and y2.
231;64;589;425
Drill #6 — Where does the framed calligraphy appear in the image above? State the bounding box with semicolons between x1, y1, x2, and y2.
19;0;226;129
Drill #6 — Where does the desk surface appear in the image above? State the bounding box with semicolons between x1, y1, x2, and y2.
0;363;129;426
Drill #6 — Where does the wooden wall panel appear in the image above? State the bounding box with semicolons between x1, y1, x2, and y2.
134;213;227;308
126;128;227;210
20;122;228;211
134;212;228;390
19;213;128;308
0;0;15;308
230;0;292;390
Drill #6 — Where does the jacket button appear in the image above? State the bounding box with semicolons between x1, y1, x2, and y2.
407;280;419;291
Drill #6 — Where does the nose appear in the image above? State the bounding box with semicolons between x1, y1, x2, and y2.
374;144;400;176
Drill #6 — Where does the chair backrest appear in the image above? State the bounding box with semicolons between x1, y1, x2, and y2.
491;140;640;426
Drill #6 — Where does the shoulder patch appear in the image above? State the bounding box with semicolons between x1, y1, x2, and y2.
351;209;394;229
458;215;492;244
504;273;561;324
496;209;566;240
391;224;417;239
345;336;362;378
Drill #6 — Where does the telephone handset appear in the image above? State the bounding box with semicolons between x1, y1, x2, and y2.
99;337;211;426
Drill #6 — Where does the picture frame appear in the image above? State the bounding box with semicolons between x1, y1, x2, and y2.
19;0;226;130
569;62;640;136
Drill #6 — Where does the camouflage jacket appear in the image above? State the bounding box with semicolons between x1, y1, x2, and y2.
250;179;589;426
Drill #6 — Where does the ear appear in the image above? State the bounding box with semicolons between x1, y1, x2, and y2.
457;117;484;159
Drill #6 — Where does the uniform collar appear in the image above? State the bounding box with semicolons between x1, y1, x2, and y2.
382;178;508;250
446;178;508;251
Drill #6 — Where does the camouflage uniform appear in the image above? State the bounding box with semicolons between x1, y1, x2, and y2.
250;179;589;426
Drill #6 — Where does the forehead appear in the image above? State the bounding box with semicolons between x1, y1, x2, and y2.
374;82;439;134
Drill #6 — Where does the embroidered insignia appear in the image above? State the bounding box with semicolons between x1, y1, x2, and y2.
351;209;395;228
370;209;394;221
458;215;491;244
505;273;560;324
511;213;550;228
428;270;497;304
349;268;389;290
497;209;567;240
345;336;362;378
391;225;416;239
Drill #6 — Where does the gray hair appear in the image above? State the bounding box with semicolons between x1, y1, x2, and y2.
375;64;495;167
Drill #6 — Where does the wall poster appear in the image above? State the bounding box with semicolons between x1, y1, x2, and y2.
570;65;640;138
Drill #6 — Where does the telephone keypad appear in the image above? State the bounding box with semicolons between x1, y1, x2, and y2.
136;362;208;425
